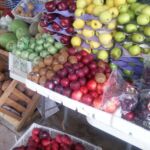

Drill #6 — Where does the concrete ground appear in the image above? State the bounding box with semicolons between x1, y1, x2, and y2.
0;106;140;150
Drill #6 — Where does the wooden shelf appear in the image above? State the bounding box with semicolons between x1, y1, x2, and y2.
0;49;8;57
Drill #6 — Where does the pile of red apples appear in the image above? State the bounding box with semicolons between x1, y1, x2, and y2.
13;128;85;150
40;0;76;45
45;48;111;109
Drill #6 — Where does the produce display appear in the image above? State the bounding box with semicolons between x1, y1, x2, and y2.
13;127;86;150
12;33;64;65
39;0;76;45
14;0;45;18
28;47;111;109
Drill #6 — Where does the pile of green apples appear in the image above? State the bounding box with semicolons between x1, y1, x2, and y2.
111;1;150;59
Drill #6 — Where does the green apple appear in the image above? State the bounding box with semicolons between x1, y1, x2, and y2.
90;20;102;30
97;50;109;61
127;0;137;3
48;46;58;55
99;33;112;45
110;63;118;70
142;6;150;16
114;31;126;42
89;41;101;49
92;49;99;54
117;13;130;24
137;14;150;25
47;36;55;43
76;0;87;9
123;42;133;49
75;9;85;17
125;24;137;33
119;4;129;13
99;11;112;24
128;10;135;20
128;45;141;56
73;19;85;29
130;3;140;11
134;4;147;15
110;47;122;60
82;29;95;38
123;70;133;76
142;48;150;54
54;42;63;49
144;26;150;36
131;33;145;43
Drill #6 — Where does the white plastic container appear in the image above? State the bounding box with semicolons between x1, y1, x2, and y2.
11;123;102;150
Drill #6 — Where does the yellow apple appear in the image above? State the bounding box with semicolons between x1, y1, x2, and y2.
86;4;95;14
114;0;126;7
107;20;117;30
76;0;87;9
109;7;119;18
71;36;82;47
86;0;93;5
99;11;112;24
90;41;101;49
93;0;104;5
103;42;114;48
75;9;85;17
82;29;95;38
73;19;85;29
99;33;112;45
90;20;102;30
86;21;92;26
106;0;114;7
97;50;109;61
93;5;109;16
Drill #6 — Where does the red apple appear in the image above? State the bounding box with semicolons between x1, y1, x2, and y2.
61;78;69;87
96;83;103;94
87;80;97;91
60;17;71;28
54;85;63;94
77;62;84;68
45;81;55;90
70;81;80;90
80;86;88;94
71;90;83;101
69;2;76;12
40;20;48;27
53;76;60;85
57;68;68;77
47;14;57;22
89;91;98;99
68;47;77;55
52;22;62;31
82;56;91;64
82;66;89;75
57;1;68;11
74;143;85;150
79;77;87;86
81;94;93;105
66;26;74;34
68;74;78;81
76;69;85;78
45;1;56;12
41;138;51;147
93;97;102;109
60;35;71;44
62;88;72;97
80;50;88;56
75;53;82;61
122;112;135;121
89;61;97;70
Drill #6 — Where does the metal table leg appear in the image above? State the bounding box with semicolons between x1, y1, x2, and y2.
62;107;69;130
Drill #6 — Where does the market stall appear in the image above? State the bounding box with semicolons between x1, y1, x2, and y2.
0;0;149;150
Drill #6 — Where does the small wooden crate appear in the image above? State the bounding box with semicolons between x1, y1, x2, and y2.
0;80;40;131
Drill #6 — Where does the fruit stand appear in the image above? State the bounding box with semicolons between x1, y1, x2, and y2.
0;0;150;150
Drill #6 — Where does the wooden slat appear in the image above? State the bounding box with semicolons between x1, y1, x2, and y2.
0;49;8;57
17;94;40;131
0;80;18;105
5;98;26;113
13;88;31;104
0;108;21;121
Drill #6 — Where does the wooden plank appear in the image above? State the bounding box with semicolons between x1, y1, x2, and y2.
17;94;40;131
0;49;8;57
5;98;26;113
0;108;21;121
13;88;31;104
0;80;18;105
